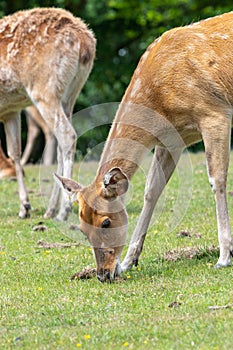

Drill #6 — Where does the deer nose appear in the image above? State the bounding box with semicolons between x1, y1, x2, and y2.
97;269;111;283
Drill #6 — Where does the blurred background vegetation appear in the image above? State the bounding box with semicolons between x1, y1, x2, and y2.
0;0;232;160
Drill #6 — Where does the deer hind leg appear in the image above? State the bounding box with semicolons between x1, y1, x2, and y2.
26;105;56;166
21;108;41;166
121;147;181;272
55;139;77;221
42;129;56;166
44;143;65;219
4;112;30;218
32;61;93;220
33;96;77;220
201;117;233;268
52;65;94;220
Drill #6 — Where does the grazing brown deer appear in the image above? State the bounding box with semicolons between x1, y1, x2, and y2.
57;12;233;282
21;106;56;166
0;8;96;218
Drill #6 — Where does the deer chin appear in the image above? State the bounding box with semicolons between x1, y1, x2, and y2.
93;247;124;283
96;260;122;283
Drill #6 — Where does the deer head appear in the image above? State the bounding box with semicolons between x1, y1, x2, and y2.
55;168;129;282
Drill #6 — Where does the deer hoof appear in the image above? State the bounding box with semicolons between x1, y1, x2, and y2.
214;262;231;269
19;203;31;219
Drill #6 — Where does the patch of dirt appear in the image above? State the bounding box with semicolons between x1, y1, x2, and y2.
71;267;96;280
163;245;219;262
177;230;191;238
71;267;127;282
177;230;202;239
37;240;80;249
33;225;47;232
168;301;182;308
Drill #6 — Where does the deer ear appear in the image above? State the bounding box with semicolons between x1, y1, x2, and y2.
102;167;129;198
54;173;83;203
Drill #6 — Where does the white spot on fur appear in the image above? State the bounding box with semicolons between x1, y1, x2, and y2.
209;176;217;192
195;33;207;40
210;33;229;39
140;50;149;65
130;78;141;98
7;42;19;58
145;88;151;96
115;122;122;135
188;44;195;51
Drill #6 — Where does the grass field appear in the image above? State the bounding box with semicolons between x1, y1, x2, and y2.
1;151;233;349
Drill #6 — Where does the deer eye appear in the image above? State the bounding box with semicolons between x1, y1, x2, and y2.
101;218;111;228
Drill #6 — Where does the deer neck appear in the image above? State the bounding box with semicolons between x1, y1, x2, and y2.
96;90;157;181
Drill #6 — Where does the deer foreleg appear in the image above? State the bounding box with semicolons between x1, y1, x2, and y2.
202;117;233;267
121;147;181;272
38;106;77;220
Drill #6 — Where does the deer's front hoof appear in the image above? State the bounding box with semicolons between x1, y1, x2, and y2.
19;203;31;218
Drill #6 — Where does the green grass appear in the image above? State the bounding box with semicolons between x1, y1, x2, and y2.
1;152;233;349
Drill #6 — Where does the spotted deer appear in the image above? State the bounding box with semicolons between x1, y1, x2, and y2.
0;8;96;218
57;12;233;281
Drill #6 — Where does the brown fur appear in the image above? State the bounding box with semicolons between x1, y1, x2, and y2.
58;12;233;281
